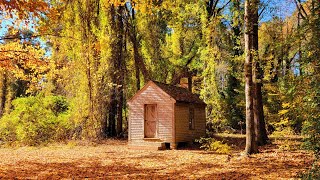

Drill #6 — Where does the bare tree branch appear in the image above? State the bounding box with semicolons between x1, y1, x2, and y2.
217;0;232;15
0;34;81;42
293;0;308;20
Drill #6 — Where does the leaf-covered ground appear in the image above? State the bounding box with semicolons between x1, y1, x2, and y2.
0;135;314;179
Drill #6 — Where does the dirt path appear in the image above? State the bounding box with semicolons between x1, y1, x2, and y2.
0;138;313;179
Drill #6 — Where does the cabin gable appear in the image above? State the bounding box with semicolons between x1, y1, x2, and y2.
128;83;175;145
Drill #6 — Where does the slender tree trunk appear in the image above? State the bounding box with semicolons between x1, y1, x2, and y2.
244;0;258;155
132;37;150;82
108;88;117;137
135;62;140;90
92;0;106;138
297;0;302;76
84;0;98;138
132;36;144;86
117;89;123;136
129;6;150;83
0;70;7;117
231;0;242;56
4;75;14;115
188;76;192;92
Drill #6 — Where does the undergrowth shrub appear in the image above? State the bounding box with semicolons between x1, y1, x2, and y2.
301;113;320;179
300;163;320;180
196;137;231;154
302;117;320;158
271;126;297;150
0;95;72;146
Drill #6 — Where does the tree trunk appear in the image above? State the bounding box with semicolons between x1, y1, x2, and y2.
251;0;269;146
116;6;125;137
188;76;192;92
297;0;302;76
108;5;126;137
117;88;123;136
132;37;150;82
107;4;118;137
253;62;269;145
244;0;258;155
129;6;150;83
135;63;140;90
108;88;117;137
0;70;7;117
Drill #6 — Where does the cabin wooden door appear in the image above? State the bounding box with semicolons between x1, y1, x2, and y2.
144;104;157;138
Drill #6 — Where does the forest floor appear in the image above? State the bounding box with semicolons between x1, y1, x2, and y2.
0;134;314;179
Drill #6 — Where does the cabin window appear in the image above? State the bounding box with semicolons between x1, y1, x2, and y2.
189;107;195;130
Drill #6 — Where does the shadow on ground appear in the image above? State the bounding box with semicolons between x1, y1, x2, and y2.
0;161;252;179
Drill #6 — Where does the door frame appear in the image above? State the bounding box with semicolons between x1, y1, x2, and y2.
144;104;158;138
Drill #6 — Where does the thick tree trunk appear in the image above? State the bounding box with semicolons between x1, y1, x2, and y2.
108;5;126;137
107;4;118;137
253;62;269;145
116;6;125;137
255;84;269;145
251;1;268;146
244;0;258;155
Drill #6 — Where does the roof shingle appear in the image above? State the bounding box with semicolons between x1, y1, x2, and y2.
152;81;206;105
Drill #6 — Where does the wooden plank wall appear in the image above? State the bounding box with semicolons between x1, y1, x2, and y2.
128;85;174;143
175;104;206;143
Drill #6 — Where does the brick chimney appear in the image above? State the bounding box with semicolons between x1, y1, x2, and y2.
179;77;192;92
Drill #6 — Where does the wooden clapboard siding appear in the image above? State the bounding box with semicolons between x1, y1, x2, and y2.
194;105;206;138
128;83;175;143
175;103;206;143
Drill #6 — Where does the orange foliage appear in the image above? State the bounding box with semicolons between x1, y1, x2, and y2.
0;40;48;91
0;0;49;19
0;0;51;90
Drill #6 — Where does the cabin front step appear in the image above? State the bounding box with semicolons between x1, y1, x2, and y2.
143;138;162;142
128;141;166;150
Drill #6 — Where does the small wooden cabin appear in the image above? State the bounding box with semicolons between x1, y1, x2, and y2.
127;80;206;150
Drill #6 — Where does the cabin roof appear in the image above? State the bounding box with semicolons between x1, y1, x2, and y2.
128;80;206;105
152;81;205;105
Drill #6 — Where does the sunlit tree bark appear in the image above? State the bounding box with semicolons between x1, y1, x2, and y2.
244;0;258;155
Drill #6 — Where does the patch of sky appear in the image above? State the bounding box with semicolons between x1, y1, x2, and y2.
292;52;301;76
221;0;300;23
259;0;301;22
1;11;51;57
